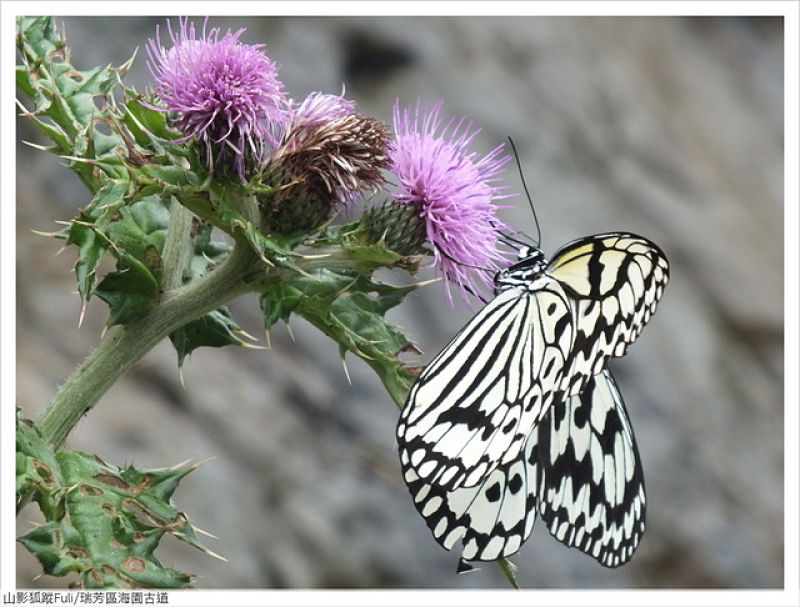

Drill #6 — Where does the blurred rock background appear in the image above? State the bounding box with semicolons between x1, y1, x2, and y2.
16;16;783;588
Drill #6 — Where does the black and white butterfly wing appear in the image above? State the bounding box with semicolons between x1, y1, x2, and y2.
397;278;575;492
537;369;646;567
400;369;645;567
549;232;670;396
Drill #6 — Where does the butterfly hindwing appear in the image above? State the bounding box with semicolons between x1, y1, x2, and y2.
536;369;646;567
401;369;646;567
399;426;540;562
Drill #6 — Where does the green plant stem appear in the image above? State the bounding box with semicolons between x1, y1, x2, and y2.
161;197;194;292
37;242;258;450
497;558;520;589
35;242;392;451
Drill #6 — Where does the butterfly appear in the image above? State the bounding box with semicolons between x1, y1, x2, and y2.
396;232;669;568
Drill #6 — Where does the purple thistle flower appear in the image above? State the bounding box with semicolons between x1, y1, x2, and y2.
147;18;288;179
390;99;514;303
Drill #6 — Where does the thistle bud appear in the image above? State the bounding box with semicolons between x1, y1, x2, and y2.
258;168;333;235
259;93;390;235
361;200;428;256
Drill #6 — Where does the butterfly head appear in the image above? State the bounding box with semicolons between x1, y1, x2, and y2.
515;245;535;261
494;246;548;291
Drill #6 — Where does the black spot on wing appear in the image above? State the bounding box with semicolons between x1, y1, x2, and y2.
399;431;541;563
485;482;502;503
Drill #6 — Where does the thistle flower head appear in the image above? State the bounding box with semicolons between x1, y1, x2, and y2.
390;99;513;303
259;91;390;234
147;18;288;179
272;92;389;206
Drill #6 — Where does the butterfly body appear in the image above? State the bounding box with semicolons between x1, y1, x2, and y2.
494;247;548;290
397;232;669;567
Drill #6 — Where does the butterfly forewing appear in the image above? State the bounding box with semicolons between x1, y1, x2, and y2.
397;278;574;492
536;369;646;567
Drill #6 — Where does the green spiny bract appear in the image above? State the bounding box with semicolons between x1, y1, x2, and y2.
257;166;334;235
361;200;429;256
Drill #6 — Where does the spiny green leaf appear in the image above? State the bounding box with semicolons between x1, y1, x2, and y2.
258;268;419;406
16;411;215;589
319;283;418;404
205;182;304;269
66;220;109;304
169;308;247;368
16;66;35;97
123;96;177;149
69;64;121;97
62;192;164;309
16;409;65;520
17;18;120;132
314;219;422;274
87;122;127;161
81;179;129;226
19;17;195;197
95;252;158;327
19;106;71;151
185;220;231;282
16;17;66;72
141;162;202;190
16;17;141;193
105;195;170;270
258;269;358;330
236;219;304;270
343;241;403;266
259;282;303;329
327;291;413;354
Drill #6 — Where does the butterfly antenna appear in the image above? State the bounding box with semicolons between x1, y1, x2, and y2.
458;283;489;305
437;248;495;276
497;229;532;249
436;249;492;304
490;221;534;259
508;136;541;247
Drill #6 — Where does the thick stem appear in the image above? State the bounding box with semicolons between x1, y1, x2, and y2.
34;239;383;451
161;197;194;292
37;242;258;450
